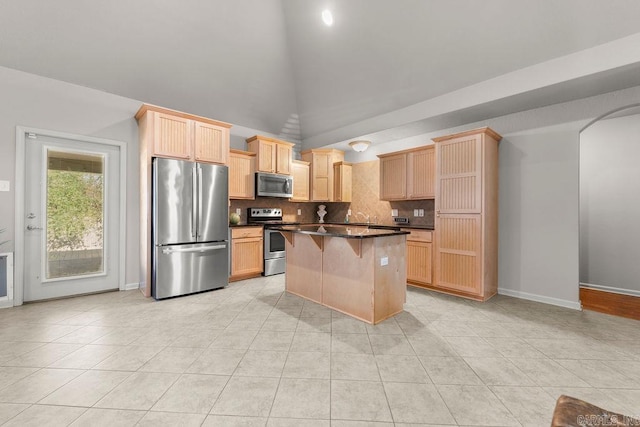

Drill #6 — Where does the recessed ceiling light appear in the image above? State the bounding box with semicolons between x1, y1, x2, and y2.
322;9;333;26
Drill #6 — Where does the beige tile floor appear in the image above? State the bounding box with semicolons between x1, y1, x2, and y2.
0;275;639;426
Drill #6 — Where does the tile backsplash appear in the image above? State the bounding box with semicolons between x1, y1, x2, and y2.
229;198;317;223
229;159;434;227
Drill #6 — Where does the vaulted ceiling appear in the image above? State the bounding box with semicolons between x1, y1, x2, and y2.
2;0;640;150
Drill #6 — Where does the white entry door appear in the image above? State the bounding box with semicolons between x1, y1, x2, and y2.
23;133;121;301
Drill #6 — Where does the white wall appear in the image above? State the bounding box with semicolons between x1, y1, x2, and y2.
580;113;640;294
498;125;581;308
0;66;141;286
0;66;272;289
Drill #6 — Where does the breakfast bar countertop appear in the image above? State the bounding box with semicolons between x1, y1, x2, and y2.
273;224;410;239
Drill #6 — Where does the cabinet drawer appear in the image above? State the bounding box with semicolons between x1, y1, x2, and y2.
231;227;263;239
402;229;432;242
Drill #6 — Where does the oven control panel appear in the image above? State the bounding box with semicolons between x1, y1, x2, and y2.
248;208;282;219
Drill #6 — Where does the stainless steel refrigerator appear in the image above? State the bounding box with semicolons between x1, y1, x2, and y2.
152;158;229;299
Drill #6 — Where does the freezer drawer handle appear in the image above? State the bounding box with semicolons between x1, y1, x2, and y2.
162;245;227;255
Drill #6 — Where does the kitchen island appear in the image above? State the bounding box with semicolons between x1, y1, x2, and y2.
276;225;409;324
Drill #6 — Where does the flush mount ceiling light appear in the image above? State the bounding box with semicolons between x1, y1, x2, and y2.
322;9;334;26
349;140;371;152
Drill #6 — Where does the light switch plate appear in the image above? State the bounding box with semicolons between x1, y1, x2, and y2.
297;209;301;215
0;180;9;192
419;209;424;217
413;209;419;216
380;257;389;266
391;209;398;217
347;209;352;216
235;208;241;215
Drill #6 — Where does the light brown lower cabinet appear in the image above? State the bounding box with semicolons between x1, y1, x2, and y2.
403;229;433;287
230;227;263;281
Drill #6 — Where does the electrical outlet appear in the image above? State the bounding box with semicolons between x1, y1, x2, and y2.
391;209;398;217
347;209;352;216
380;256;388;266
413;209;419;216
419;209;424;217
235;208;241;215
297;209;301;215
0;180;9;192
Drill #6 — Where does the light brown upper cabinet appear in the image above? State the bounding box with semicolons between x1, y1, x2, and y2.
246;135;294;175
378;146;435;201
333;161;352;202
433;127;501;301
194;121;229;164
407;147;435;199
291;160;310;202
136;104;231;165
229;149;256;200
301;149;345;202
135;104;232;297
379;153;407;200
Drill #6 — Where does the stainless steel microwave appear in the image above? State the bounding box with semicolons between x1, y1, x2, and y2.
256;172;293;198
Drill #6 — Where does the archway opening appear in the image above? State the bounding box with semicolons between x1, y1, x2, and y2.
579;104;640;320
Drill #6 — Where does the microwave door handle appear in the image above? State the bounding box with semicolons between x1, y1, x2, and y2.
284;179;290;194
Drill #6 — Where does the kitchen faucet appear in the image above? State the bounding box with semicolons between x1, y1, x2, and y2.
355;212;377;224
355;212;370;224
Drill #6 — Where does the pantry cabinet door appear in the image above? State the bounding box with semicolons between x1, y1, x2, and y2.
436;135;482;214
434;213;482;295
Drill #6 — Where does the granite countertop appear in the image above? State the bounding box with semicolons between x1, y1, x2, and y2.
229;222;434;230
274;224;410;239
324;222;435;231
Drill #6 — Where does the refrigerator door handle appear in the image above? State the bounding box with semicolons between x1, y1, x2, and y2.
162;244;227;255
191;165;197;238
197;165;203;239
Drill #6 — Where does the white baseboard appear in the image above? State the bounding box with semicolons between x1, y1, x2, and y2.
498;288;581;310
0;299;13;309
124;282;140;291
579;282;640;298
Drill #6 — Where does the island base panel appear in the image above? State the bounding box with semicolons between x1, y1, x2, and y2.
284;233;323;303
372;235;407;322
322;237;376;323
284;233;406;324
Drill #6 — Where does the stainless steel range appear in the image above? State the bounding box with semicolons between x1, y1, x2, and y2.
247;208;299;276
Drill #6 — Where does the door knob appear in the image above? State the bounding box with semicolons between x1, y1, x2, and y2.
26;225;43;230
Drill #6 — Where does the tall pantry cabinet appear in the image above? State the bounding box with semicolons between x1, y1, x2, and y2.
432;127;501;301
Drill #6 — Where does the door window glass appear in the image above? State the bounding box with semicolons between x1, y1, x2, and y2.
46;150;105;279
